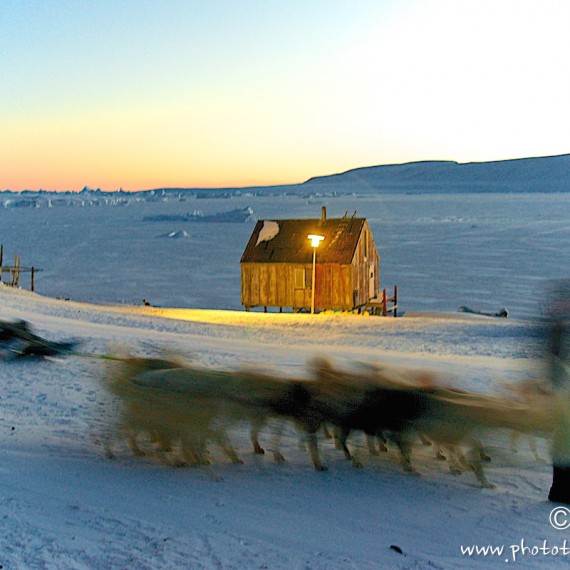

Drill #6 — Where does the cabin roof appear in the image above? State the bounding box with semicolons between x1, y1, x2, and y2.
240;217;367;264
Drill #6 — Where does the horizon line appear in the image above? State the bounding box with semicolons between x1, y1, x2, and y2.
3;152;569;194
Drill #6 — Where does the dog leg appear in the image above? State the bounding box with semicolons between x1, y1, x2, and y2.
150;429;173;454
378;432;388;452
367;434;379;456
99;434;118;460
473;439;491;462
213;432;243;465
528;437;545;462
175;436;203;467
103;444;117;460
157;438;186;466
468;461;496;489
176;432;211;466
443;445;465;475
448;445;494;487
269;422;285;462
333;427;342;450
169;451;192;468
126;432;146;457
393;433;416;474
419;434;432;446
367;431;387;455
251;425;265;455
435;445;447;461
193;438;211;466
338;428;363;468
306;431;327;471
96;427;119;460
223;444;243;465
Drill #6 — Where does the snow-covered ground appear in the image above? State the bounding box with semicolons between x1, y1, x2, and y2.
0;191;569;568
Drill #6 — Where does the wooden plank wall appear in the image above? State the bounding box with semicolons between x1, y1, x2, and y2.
315;263;352;309
242;262;353;310
242;263;310;309
350;221;380;307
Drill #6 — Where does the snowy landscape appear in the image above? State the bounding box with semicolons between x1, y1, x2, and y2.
1;160;570;569
2;156;570;320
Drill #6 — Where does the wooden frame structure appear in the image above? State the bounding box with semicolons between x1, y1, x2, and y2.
364;286;398;317
0;246;41;291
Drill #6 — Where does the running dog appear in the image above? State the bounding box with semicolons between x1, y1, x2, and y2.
101;356;312;466
309;358;552;487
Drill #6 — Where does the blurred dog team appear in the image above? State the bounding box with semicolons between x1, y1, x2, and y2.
0;317;558;487
99;353;557;488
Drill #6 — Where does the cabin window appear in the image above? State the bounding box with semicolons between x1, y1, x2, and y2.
294;268;312;289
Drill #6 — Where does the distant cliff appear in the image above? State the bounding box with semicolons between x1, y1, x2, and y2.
303;154;570;193
2;154;569;203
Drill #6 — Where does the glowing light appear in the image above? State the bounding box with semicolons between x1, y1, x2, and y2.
307;234;325;248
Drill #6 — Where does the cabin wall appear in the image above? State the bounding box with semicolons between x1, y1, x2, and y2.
241;262;354;310
241;263;309;309
351;222;380;307
314;263;353;310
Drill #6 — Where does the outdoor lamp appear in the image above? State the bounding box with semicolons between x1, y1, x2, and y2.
307;234;325;314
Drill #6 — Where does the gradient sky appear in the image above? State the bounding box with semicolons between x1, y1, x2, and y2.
1;0;569;191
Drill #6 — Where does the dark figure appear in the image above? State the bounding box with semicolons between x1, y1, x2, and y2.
547;283;570;503
0;319;78;359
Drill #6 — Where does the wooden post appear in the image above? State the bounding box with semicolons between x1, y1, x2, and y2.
31;267;35;292
310;246;317;314
12;255;20;287
382;288;387;316
394;285;398;317
0;243;3;283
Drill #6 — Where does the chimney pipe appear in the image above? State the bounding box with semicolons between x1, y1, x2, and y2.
321;206;327;222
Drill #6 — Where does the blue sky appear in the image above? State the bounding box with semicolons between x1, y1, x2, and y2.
1;0;569;190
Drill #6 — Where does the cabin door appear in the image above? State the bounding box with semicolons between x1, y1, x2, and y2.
369;264;375;300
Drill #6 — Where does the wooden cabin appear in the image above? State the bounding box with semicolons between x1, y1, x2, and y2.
240;208;379;312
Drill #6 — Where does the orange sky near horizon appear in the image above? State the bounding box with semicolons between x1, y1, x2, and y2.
2;1;569;192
